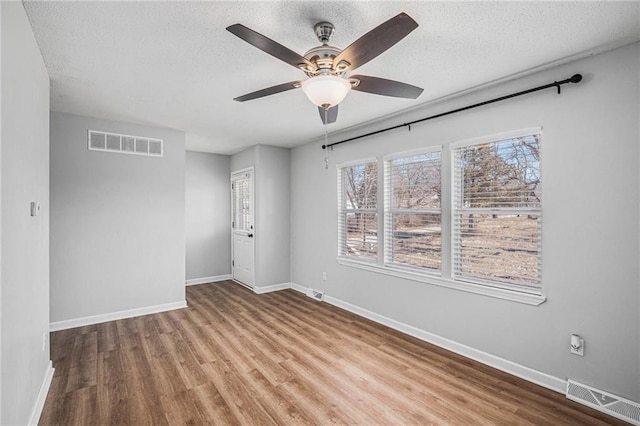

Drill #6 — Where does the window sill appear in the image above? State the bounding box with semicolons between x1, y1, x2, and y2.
336;257;546;306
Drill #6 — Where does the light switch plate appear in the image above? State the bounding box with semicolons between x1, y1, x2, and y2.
30;201;40;217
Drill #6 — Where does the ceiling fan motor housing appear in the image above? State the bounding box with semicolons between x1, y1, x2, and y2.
303;45;342;76
301;21;346;77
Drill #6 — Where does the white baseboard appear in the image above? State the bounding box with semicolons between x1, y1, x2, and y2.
253;282;293;294
290;282;566;395
186;274;232;286
289;282;307;294
50;300;187;332
28;360;54;426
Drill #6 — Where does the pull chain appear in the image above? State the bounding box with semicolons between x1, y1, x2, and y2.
324;108;329;170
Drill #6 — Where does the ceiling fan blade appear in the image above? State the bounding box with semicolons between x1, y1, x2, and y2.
318;105;338;124
350;75;423;99
227;24;315;72
333;12;418;72
233;81;301;102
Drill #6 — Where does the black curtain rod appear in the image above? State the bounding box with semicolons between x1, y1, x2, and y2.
322;73;583;150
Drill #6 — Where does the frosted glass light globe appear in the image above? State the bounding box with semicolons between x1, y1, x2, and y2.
301;75;351;108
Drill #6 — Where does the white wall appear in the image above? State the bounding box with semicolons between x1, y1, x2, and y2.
50;112;186;323
230;145;257;172
186;151;231;281
1;2;51;423
291;43;640;400
254;145;290;287
231;145;290;288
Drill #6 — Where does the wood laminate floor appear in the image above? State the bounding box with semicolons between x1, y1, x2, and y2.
40;281;624;425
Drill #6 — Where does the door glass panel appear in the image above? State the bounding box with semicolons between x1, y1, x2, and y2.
232;176;251;231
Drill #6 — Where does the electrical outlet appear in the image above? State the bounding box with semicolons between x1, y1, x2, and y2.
570;334;584;356
322;272;327;281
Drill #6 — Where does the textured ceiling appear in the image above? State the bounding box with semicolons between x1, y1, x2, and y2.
23;1;640;155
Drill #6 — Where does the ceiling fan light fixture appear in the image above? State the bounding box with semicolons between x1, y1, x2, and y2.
301;75;351;108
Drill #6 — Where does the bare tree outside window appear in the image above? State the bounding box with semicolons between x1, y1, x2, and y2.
340;162;377;259
387;151;441;270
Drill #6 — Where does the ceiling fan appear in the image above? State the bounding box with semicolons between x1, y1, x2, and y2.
227;12;424;124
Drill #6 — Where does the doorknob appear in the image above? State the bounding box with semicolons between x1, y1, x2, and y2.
248;233;253;238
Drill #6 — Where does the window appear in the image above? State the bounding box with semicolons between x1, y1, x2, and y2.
336;128;544;304
231;171;252;232
338;160;378;261
384;149;442;271
451;131;541;293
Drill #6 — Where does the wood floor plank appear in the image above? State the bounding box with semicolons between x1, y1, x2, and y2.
40;281;626;425
158;331;210;389
189;381;238;425
199;360;279;425
64;332;97;393
63;386;97;426
279;356;410;424
97;320;119;353
245;367;316;424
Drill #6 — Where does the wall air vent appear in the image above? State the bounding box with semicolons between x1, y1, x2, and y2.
566;380;640;425
306;288;325;301
88;130;163;157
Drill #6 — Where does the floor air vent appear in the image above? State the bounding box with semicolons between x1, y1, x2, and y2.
566;380;640;425
88;130;163;157
306;288;325;301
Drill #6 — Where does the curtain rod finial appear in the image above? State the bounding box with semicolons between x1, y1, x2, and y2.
570;74;582;83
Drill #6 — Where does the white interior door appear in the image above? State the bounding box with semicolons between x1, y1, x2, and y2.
231;168;255;287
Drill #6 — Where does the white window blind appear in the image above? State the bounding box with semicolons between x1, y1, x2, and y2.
452;132;542;293
384;149;442;271
338;161;378;261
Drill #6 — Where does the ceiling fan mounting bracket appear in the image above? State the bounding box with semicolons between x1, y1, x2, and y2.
314;22;335;45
